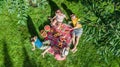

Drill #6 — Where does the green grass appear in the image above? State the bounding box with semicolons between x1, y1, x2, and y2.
0;0;120;67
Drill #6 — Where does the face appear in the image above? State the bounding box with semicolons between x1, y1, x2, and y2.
71;15;76;19
56;10;61;14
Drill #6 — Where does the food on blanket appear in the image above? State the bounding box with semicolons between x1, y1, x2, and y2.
53;34;57;37
40;30;47;38
58;42;63;48
44;25;50;32
54;33;60;37
65;30;69;34
50;28;54;33
60;36;65;41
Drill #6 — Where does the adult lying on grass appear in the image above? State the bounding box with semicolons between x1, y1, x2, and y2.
70;14;83;53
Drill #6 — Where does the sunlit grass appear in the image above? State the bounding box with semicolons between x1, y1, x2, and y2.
0;0;120;67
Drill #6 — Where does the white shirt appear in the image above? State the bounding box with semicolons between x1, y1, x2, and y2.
56;14;66;22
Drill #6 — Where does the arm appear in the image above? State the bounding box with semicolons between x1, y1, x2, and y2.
51;15;56;21
41;47;51;58
31;42;36;51
65;15;68;20
73;23;82;29
73;26;78;29
63;14;68;20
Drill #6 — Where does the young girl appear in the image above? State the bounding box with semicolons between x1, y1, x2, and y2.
51;9;67;29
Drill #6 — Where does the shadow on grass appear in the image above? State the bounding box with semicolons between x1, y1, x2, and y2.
67;0;79;3
39;0;59;35
38;20;50;31
27;15;39;37
3;39;13;67
61;3;73;19
47;0;60;17
22;45;37;67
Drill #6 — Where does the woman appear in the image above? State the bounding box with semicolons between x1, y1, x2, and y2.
70;14;83;53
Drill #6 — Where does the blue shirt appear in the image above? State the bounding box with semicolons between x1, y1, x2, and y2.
34;38;43;48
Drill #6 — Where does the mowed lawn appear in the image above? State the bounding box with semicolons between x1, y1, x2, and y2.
0;0;120;67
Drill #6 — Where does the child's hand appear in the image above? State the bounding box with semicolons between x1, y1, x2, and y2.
32;48;35;51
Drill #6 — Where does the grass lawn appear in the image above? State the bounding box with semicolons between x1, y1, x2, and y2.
0;0;120;67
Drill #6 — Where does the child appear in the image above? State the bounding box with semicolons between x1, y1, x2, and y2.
30;36;50;51
51;9;67;29
70;14;83;53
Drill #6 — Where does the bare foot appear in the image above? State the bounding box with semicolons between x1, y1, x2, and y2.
71;48;76;52
73;49;77;53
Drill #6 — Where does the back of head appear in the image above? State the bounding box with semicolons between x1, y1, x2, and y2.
56;9;62;14
70;14;76;19
30;36;35;42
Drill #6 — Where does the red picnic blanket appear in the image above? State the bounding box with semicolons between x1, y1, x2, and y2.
44;23;73;48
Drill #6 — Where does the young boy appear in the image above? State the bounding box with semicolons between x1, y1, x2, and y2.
30;36;50;51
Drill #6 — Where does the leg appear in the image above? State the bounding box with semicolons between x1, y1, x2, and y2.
42;40;50;45
72;28;83;52
51;20;57;26
41;47;51;58
74;36;80;49
40;46;49;50
40;40;50;50
57;22;62;29
72;32;75;45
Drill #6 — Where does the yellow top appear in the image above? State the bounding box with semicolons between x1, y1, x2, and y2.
72;18;81;27
72;18;78;27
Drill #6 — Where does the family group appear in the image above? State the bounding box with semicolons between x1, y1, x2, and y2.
30;9;83;61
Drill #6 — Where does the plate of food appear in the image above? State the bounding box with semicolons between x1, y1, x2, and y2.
44;25;50;32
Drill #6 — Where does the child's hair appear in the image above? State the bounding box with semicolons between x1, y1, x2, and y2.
56;9;62;13
70;14;76;18
30;36;35;42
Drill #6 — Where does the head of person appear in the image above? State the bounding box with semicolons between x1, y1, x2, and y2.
70;14;76;19
30;36;37;42
56;9;62;14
